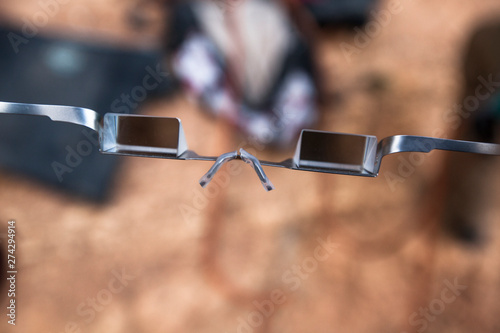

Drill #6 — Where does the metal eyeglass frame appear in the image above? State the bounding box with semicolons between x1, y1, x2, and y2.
1;101;500;191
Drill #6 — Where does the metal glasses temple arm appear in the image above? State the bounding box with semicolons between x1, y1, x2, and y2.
375;135;500;173
0;101;101;132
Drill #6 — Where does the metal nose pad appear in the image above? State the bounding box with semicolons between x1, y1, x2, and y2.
199;149;275;191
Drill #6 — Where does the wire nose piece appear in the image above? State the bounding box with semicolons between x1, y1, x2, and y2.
199;151;239;188
239;148;275;191
198;149;275;191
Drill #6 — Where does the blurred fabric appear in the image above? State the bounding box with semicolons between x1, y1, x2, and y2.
166;0;318;148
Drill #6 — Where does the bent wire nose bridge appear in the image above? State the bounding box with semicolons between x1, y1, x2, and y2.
1;101;500;191
199;149;275;191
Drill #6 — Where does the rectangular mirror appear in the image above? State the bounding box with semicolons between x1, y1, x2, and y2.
101;114;188;157
293;130;377;174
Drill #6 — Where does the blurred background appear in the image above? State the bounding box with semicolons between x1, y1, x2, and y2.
0;0;500;332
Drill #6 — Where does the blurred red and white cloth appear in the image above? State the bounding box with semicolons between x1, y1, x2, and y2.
168;0;318;148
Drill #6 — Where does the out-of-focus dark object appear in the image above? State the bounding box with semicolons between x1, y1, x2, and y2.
166;0;318;149
442;19;500;245
0;230;4;302
298;0;378;26
0;26;172;201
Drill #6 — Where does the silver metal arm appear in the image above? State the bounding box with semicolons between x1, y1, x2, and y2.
374;135;500;173
0;101;101;132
